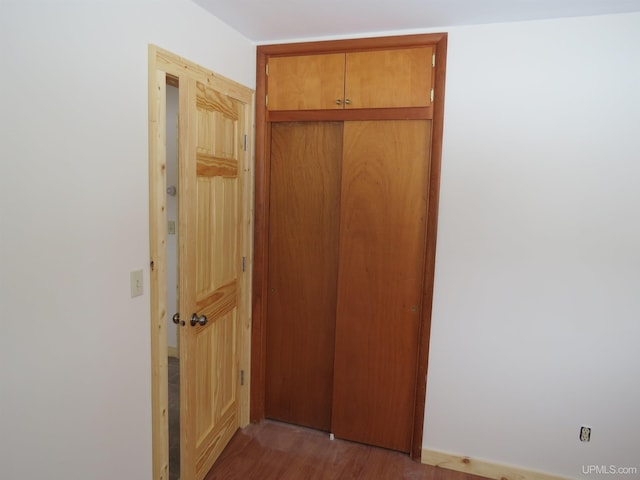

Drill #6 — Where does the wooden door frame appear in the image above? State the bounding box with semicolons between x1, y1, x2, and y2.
148;45;255;480
251;33;448;460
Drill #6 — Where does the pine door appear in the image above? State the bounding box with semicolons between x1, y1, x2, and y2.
178;79;246;480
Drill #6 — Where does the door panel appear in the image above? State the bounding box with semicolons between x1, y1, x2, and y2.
345;47;434;109
179;79;244;480
267;54;345;111
266;122;343;430
332;120;431;452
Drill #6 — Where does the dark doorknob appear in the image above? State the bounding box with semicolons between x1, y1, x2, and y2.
190;313;208;327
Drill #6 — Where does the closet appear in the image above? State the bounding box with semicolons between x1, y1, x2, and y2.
267;46;434;110
252;33;448;457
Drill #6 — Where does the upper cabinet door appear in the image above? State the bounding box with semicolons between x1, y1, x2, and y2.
344;46;434;109
267;53;345;110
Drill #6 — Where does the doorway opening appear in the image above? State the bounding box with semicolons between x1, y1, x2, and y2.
166;80;180;480
149;45;255;480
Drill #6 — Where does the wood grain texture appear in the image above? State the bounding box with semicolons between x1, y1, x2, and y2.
422;450;570;480
237;95;255;429
179;79;243;480
265;122;344;430
268;54;345;110
345;46;433;109
148;59;170;480
267;106;432;122
267;45;433;112
196;280;237;322
332;120;431;453
196;154;238;177
178;76;199;480
195;178;238;297
411;33;447;460
150;45;255;480
252;34;449;458
193;309;238;444
251;48;269;423
155;46;253;103
203;420;491;480
258;33;447;56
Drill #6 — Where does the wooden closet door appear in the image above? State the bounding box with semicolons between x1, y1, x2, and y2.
332;120;431;452
267;54;345;110
344;47;434;109
266;122;343;430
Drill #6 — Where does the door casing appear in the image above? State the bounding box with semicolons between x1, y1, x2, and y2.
251;33;448;460
148;45;255;480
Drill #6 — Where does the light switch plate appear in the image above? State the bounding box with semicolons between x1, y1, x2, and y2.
130;270;144;297
168;220;176;235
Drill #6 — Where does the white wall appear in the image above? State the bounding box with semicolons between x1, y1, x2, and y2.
166;85;179;350
424;12;640;478
2;1;638;478
0;1;255;478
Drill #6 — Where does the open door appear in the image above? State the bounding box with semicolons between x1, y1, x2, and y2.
149;45;254;480
177;78;246;480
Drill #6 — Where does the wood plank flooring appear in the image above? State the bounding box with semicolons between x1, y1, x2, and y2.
204;420;489;480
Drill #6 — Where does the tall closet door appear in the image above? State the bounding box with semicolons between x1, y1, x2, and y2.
265;122;343;430
332;120;432;452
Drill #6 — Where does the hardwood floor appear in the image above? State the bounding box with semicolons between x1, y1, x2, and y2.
204;420;489;480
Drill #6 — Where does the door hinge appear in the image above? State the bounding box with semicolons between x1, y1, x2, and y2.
243;134;248;152
430;88;434;103
242;256;246;272
240;369;245;386
432;53;436;68
265;94;268;107
266;64;269;76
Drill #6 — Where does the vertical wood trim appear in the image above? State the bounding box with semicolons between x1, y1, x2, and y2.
239;94;256;427
149;45;169;480
251;48;269;422
178;76;198;480
411;34;448;460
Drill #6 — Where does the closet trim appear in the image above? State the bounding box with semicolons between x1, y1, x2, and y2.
251;32;448;460
267;106;433;122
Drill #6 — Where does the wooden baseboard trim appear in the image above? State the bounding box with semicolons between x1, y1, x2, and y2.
167;346;179;358
422;449;571;480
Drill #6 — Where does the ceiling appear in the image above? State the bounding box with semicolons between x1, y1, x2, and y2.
192;0;640;43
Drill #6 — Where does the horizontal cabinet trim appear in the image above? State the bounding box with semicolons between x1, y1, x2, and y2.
259;33;447;56
267;106;433;122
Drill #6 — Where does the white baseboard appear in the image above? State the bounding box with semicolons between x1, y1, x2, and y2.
422;448;572;480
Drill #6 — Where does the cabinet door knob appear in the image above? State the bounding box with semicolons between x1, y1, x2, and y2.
345;99;351;105
336;99;342;105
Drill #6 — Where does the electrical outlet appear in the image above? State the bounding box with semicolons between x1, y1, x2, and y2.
580;426;591;442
